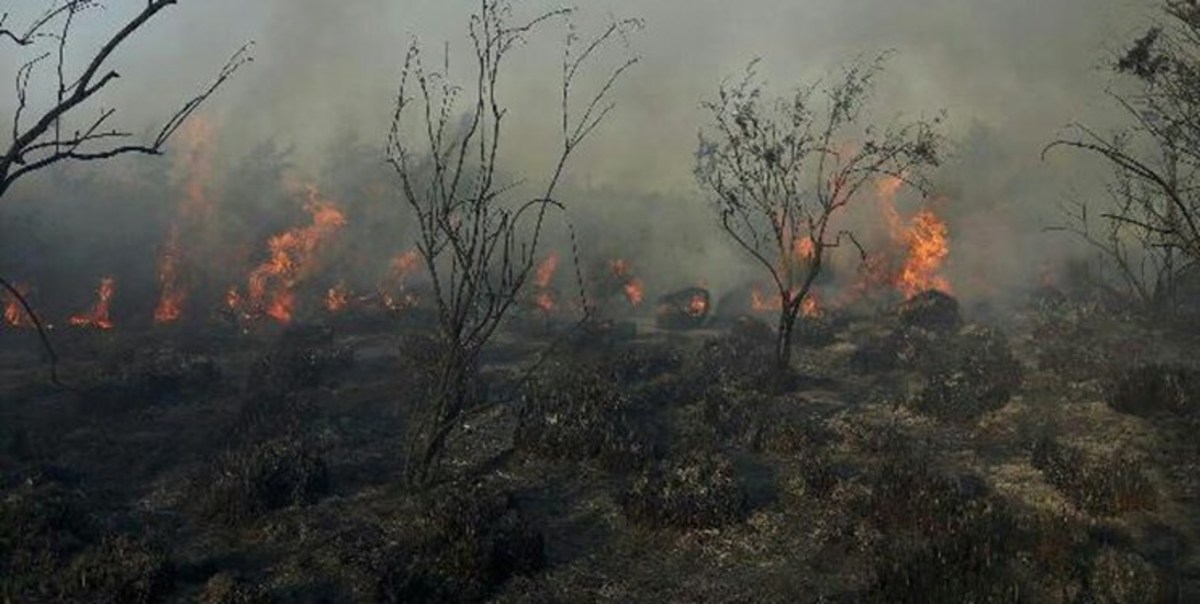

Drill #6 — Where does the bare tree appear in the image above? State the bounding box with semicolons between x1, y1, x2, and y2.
387;0;639;486
0;0;250;382
695;55;942;372
1045;1;1200;313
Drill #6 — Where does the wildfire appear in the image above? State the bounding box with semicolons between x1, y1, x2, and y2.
874;175;952;299
69;277;116;330
380;248;421;311
154;225;185;324
610;259;644;306
3;283;31;328
687;291;709;317
154;117;216;325
533;253;560;312
232;186;347;323
750;283;821;317
326;282;350;313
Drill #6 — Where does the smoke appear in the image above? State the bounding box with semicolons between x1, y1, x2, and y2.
0;0;1161;323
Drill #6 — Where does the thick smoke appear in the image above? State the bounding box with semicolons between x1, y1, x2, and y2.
0;0;1157;324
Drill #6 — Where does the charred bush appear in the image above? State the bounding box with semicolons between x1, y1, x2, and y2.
373;483;545;603
859;458;1021;602
196;436;329;526
681;321;777;395
622;451;748;529
66;534;174;604
233;390;319;442
850;326;942;375
896;289;961;332
199;572;275;604
1107;363;1200;418
905;325;1023;422
247;344;354;396
516;359;661;472
81;347;221;411
655;287;711;330
1085;546;1169;603
1031;437;1157;516
0;481;92;598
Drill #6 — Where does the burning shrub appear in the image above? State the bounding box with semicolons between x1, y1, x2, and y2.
622;451;748;529
196;436;330;526
66;534;174;604
655;287;711;330
1031;437;1157;516
516;359;661;471
370;483;544;603
905;325;1022;422
1106;363;1200;418
896;289;961;332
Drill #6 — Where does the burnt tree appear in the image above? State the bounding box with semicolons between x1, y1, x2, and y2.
0;1;250;381
695;55;941;372
387;0;639;486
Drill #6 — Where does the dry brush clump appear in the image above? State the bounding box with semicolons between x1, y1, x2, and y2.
516;358;663;472
194;436;330;526
80;347;222;413
621;450;749;530
1106;362;1200;418
1030;436;1158;516
904;325;1024;422
65;534;175;604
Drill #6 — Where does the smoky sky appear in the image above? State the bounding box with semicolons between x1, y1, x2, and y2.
0;0;1161;304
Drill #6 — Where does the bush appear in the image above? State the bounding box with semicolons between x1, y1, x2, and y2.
516;359;661;471
896;289;962;332
247;344;354;396
905;325;1023;422
0;482;92;598
1085;546;1168;603
1107;363;1200;418
66;534;174;604
199;572;275;604
197;437;329;526
622;451;748;529
374;483;545;603
1031;437;1157;516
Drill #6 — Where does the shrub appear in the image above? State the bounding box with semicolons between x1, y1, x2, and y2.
622;451;748;529
197;437;329;526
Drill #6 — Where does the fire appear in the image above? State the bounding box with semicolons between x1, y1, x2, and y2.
610;259;644;306
535;253;559;289
801;290;822;318
873;175;952;299
687;291;708;317
532;253;560;312
232;186;347;323
154;225;185;324
3;283;32;328
380;248;421;311
69;277;116;330
326;282;350;313
750;283;821;317
896;207;951;298
154;117;216;324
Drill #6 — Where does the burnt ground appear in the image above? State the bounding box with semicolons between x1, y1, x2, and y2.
1;292;1199;603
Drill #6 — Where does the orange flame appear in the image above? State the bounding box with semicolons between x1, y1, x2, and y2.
154;117;216;324
234;187;347;323
3;283;31;328
687;292;708;317
380;248;421;311
874;175;952;299
326;282;350;313
69;277;115;330
535;253;559;289
896;207;951;298
610;259;644;306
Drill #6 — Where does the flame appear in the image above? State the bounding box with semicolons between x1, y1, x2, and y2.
3;283;32;328
687;292;708;317
534;291;556;313
535;253;559;289
154;225;185;324
69;277;115;330
801;290;822;318
235;186;347;323
896;207;951;298
610;259;644;306
750;283;821;317
872;175;952;299
380;248;421;311
153;117;216;324
326;282;350;313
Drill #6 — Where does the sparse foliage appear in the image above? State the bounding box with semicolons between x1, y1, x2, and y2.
695;55;942;371
0;0;250;383
1046;1;1200;313
386;0;640;485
